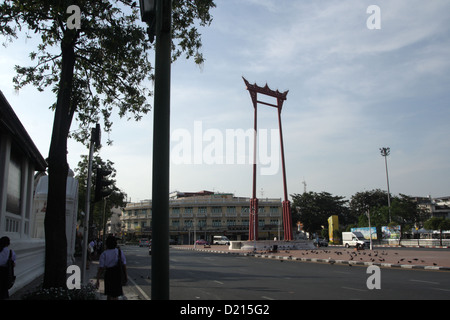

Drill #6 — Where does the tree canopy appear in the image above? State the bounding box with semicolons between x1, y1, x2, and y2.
291;191;349;237
1;0;216;144
74;155;126;233
292;189;433;240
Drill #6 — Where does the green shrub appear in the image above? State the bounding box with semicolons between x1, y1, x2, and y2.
21;283;98;300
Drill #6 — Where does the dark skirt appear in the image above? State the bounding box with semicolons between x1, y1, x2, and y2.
0;267;9;300
104;265;123;298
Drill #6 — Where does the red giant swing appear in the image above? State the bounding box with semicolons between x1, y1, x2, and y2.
243;77;293;242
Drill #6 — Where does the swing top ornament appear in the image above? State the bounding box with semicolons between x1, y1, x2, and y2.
242;77;288;110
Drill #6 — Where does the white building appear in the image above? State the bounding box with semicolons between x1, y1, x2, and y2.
0;90;47;295
121;190;284;243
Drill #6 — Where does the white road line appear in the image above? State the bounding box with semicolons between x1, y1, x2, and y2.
432;287;450;292
127;277;151;300
409;279;440;285
341;286;367;292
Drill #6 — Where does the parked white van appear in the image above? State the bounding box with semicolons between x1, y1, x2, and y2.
342;232;370;248
213;236;230;245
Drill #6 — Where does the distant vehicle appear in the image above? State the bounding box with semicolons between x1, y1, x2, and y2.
314;238;328;247
342;232;370;249
169;239;177;245
213;236;230;245
139;238;150;247
195;239;209;245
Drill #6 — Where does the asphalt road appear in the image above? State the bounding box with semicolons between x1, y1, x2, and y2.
122;246;450;300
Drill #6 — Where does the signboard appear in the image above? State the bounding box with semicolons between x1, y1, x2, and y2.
328;215;339;244
381;226;401;239
351;227;377;240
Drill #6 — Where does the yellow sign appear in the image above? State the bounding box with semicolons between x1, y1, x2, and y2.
328;215;339;244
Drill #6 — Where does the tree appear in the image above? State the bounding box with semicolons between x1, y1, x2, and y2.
291;191;349;238
353;191;428;240
424;217;450;246
349;189;389;216
74;155;125;237
0;0;215;288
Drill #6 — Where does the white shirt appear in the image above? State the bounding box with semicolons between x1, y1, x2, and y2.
0;248;16;267
99;248;126;268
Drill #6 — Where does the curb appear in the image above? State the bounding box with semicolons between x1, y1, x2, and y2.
173;246;450;272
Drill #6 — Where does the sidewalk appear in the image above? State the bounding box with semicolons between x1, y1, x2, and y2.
83;257;143;300
10;255;140;300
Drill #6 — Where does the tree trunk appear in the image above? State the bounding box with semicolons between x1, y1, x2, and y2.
43;30;77;289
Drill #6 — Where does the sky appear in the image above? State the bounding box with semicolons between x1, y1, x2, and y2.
1;0;450;203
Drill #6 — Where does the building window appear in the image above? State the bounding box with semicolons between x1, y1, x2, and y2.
270;206;279;214
198;207;207;214
227;206;236;214
6;150;22;215
184;207;193;214
212;219;222;227
211;207;222;214
198;219;206;228
226;220;236;227
270;219;280;225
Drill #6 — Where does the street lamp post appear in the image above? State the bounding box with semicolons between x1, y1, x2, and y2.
367;208;373;250
140;0;172;300
380;147;391;222
81;124;100;284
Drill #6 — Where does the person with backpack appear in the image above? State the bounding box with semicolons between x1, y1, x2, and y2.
96;235;127;300
0;236;16;300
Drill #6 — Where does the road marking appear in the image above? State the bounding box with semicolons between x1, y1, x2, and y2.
213;280;224;285
127;277;151;300
432;287;450;292
262;296;275;300
409;279;439;285
342;286;366;292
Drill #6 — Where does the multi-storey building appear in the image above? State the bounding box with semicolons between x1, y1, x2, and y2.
120;190;283;244
415;196;450;220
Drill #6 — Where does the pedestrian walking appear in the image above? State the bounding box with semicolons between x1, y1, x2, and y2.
0;236;16;300
96;235;127;300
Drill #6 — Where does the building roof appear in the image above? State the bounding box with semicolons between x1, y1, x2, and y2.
0;90;47;171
